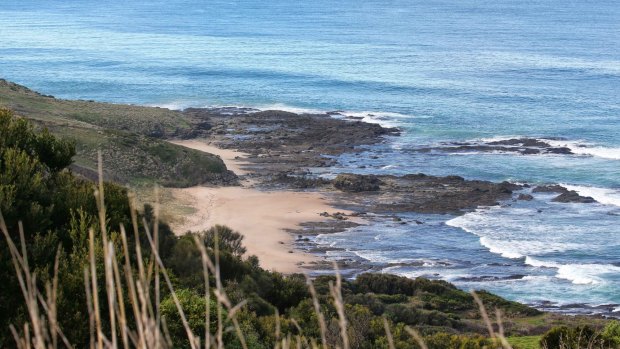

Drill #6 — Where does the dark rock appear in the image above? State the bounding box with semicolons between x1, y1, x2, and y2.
488;138;550;147
546;147;572;154
517;194;534;201
457;274;526;282
333;174;381;192
521;148;540;155
419;138;574;156
334;173;521;214
532;185;567;193
553;191;596;203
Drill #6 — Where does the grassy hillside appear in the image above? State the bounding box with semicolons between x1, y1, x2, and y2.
0;79;234;187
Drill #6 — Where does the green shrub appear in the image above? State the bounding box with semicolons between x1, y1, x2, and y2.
601;320;620;347
540;325;598;349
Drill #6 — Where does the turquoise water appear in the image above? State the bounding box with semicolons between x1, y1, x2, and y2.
1;0;619;313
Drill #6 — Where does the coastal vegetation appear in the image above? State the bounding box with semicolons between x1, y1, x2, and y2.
0;80;234;187
0;106;617;348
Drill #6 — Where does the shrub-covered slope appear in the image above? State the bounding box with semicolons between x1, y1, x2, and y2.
0;80;234;186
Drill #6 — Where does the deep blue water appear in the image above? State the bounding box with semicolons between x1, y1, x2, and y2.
1;0;619;313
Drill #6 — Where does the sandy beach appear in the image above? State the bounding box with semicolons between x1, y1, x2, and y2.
171;140;252;176
169;139;351;273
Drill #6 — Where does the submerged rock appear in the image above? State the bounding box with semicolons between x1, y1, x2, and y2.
532;185;567;193
517;193;534;201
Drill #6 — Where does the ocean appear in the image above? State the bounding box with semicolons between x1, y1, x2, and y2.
1;0;619;314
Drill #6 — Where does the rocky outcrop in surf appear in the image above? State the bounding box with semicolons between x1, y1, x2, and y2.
415;137;573;155
330;173;521;214
533;185;597;203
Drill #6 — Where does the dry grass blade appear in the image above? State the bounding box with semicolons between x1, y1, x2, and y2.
405;326;428;349
230;315;249;349
88;227;104;349
214;234;224;349
112;229;129;349
143;219;198;349
471;291;495;339
18;222;46;349
9;325;22;349
84;268;96;349
160;316;174;348
274;308;281;349
152;185;161;349
290;318;302;337
104;241;118;349
305;274;327;349
36;250;73;349
119;224;144;346
1;210;73;349
191;234;213;349
383;318;395;349
228;300;248;319
494;309;512;349
329;263;349;349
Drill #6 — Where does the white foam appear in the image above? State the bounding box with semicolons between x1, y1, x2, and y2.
562;184;620;207
255;104;414;128
477;136;620;161
152;101;412;128
255;103;326;115
352;250;390;263
557;264;620;285
247;104;419;128
479;237;524;259
524;256;558;268
449;206;590;246
525;257;620;285
479;135;524;143
546;140;620;160
522;275;552;282
149;101;193;110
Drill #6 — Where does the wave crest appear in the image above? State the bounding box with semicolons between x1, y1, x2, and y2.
561;184;620;207
525;257;620;285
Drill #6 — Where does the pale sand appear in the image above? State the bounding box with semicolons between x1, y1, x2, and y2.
167;139;354;273
171;139;252;176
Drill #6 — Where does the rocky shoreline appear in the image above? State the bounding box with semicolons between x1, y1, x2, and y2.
185;107;596;212
181;107;602;290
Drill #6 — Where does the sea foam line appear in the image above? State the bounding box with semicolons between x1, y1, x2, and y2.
148;101;415;128
525;257;620;285
562;184;620;208
479;136;620;161
546;140;620;160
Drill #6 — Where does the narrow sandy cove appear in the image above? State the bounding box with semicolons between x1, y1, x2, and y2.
169;139;350;273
